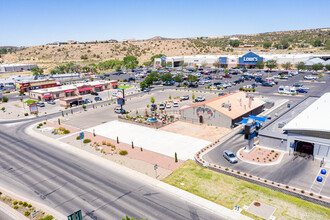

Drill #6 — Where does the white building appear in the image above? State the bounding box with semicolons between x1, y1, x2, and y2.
0;63;38;73
282;93;330;162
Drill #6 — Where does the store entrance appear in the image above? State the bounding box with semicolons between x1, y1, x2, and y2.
294;140;314;155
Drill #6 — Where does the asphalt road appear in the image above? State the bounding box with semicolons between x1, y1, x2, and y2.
0;120;224;220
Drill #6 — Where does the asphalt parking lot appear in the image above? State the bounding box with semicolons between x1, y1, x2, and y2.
202;134;327;196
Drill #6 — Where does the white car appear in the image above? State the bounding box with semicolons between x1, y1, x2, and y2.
166;103;171;108
173;102;179;107
304;75;317;80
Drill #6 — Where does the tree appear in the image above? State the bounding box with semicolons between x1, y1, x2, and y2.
282;62;292;70
265;59;277;71
150;96;155;104
311;63;323;71
312;39;322;47
229;40;240;47
274;43;281;49
263;42;272;49
161;73;173;82
213;62;220;68
31;67;44;76
19;90;25;96
123;56;138;69
325;40;330;50
150;54;166;63
140;81;147;89
325;65;330;71
295;62;306;71
224;68;229;74
148;71;159;82
281;40;289;49
173;74;184;84
187;74;198;82
255;61;264;69
192;93;195;100
144;76;154;87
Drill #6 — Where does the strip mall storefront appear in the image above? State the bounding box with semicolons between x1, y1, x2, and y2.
29;80;118;102
19;79;58;92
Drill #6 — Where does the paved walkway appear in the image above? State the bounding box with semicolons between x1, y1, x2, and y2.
85;120;211;161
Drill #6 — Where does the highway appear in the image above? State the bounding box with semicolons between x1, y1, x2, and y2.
0;119;224;220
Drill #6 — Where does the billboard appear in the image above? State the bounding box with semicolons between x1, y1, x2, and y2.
117;88;124;99
29;103;38;114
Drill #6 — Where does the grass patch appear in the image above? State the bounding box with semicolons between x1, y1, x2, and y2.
24;99;38;104
118;85;131;89
163;160;330;220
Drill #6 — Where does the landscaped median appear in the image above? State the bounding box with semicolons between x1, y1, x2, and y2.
163;160;330;220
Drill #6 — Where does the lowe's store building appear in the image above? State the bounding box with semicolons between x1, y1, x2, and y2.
154;52;330;68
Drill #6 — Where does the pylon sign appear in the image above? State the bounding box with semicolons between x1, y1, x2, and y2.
68;210;82;220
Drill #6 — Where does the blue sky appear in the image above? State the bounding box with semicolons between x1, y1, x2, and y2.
1;0;330;46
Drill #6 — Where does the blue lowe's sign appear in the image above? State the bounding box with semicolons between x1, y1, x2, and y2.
238;52;263;65
161;56;166;62
219;57;228;64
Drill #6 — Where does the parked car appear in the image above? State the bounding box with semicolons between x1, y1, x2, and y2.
37;102;45;107
173;102;179;107
181;95;189;100
296;88;308;93
142;87;151;92
78;100;86;105
166;103;171;108
195;96;206;102
114;107;126;114
85;98;93;103
223;150;238;163
304;75;317;80
91;92;99;95
223;74;231;78
150;104;157;111
70;101;79;107
159;103;165;110
47;100;55;105
94;97;102;101
293;83;303;87
218;92;226;96
261;82;273;87
188;83;198;88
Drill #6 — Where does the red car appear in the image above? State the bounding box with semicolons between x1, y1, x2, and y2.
223;74;231;78
204;72;210;75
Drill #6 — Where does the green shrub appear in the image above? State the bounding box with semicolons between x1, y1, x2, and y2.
22;202;28;207
13;206;18;209
18;201;23;205
27;204;32;208
13;200;18;205
83;139;91;144
2;96;8;102
24;211;30;216
24;113;28;116
40;215;54;220
63;129;70;134
39;123;43;127
76;136;80;140
119;150;128;155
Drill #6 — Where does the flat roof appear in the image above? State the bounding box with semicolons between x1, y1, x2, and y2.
181;92;265;119
283;93;330;133
31;80;116;93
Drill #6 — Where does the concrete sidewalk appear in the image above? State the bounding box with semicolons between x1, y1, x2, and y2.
26;123;252;220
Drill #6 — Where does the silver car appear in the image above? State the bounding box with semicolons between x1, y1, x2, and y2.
223;150;238;163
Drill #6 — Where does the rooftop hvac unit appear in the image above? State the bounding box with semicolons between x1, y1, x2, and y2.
246;93;254;99
278;122;286;128
222;103;231;108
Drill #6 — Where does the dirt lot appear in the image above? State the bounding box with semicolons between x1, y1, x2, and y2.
160;121;232;142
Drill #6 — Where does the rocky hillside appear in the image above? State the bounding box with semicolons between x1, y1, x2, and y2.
1;28;329;73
